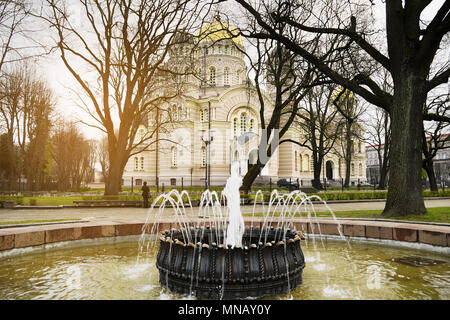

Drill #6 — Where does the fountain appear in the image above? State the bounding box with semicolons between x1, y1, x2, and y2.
1;160;448;299
148;161;306;299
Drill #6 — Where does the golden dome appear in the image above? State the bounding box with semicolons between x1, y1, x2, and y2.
196;15;245;48
331;86;355;101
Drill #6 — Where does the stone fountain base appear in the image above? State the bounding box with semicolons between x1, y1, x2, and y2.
156;227;305;299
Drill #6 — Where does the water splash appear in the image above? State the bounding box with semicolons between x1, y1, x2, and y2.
223;161;245;248
137;166;352;299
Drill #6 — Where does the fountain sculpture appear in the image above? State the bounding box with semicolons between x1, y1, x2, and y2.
139;161;340;299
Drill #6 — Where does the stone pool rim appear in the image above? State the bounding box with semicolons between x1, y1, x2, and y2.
0;218;449;253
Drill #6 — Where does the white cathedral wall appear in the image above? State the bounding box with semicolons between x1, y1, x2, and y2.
122;36;368;188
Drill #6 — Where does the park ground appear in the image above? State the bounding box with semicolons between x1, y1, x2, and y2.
0;198;449;225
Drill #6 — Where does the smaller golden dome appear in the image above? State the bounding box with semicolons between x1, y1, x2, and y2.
196;15;244;48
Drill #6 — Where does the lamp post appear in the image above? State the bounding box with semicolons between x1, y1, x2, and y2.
201;131;213;190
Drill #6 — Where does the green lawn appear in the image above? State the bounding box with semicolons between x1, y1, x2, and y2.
244;207;450;224
0;218;82;226
24;196;84;206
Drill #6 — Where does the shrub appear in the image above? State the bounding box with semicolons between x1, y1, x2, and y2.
28;198;37;206
0;196;24;205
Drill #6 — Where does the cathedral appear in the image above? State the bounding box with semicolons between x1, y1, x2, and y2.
122;17;367;189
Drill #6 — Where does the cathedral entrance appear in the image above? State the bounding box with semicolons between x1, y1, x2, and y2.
326;161;334;180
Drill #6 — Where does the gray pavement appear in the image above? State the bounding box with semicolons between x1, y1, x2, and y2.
0;199;449;224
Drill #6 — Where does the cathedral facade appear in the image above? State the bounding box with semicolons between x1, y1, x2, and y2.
122;18;367;189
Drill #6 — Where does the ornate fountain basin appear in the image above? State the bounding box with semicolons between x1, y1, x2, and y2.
156;227;305;299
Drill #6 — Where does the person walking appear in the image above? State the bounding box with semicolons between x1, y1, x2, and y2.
141;181;150;208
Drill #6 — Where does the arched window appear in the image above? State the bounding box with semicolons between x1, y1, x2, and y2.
223;67;230;85
201;147;206;167
299;154;303;172
304;154;309;171
240;113;247;133
236;69;241;85
171;147;177;167
209;66;216;85
134;157;139;171
201;108;209;122
178;106;182;120
351;163;355;176
359;163;363;176
200;109;209;122
234;150;239;161
249;118;254;132
233;118;238;137
231;46;235;55
294;151;298;171
140;157;144;170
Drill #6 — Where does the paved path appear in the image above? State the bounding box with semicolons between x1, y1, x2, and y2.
0;199;449;224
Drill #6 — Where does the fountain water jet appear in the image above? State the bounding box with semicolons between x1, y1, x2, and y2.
138;161;349;299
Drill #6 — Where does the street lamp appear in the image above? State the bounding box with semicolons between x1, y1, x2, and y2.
201;131;213;190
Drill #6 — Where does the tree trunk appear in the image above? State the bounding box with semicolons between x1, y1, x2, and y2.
382;73;426;216
241;162;264;194
423;159;438;192
312;155;323;190
344;131;352;188
105;156;125;195
378;160;389;190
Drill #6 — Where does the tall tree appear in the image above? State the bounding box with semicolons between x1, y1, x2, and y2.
422;93;450;191
219;7;339;192
50;120;96;191
41;0;205;194
366;108;391;189
332;88;366;188
0;0;28;73
294;84;342;190
0;64;54;190
234;0;450;216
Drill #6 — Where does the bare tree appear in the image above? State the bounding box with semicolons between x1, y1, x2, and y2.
332;88;367;188
0;68;22;188
234;0;450;216
96;135;110;183
366;108;391;189
23;79;53;190
50;120;96;191
422;92;450;191
0;63;54;190
0;0;28;73
294;84;342;189
216;6;342;193
40;0;206;194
